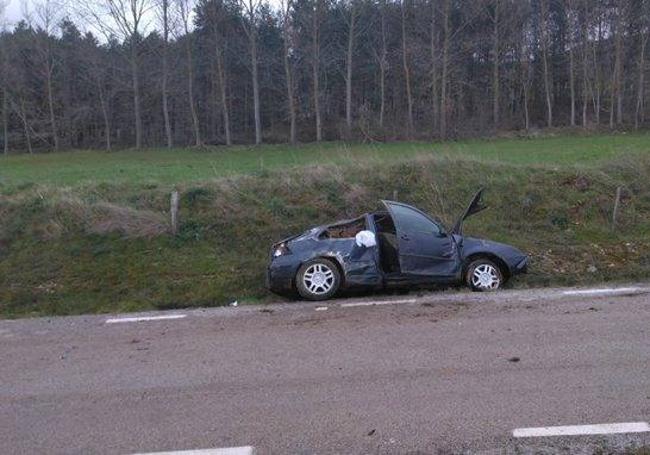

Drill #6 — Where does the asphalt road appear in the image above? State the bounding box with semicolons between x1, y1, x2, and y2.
1;286;650;454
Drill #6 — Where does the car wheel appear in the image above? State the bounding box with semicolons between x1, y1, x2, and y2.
466;258;503;292
296;258;341;301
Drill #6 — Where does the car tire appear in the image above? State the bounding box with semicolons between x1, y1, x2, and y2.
296;258;341;301
465;258;504;292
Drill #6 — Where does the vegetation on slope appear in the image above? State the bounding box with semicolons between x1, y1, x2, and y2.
1;148;650;318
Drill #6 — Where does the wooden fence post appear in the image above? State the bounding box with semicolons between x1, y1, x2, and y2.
611;186;622;229
171;190;179;235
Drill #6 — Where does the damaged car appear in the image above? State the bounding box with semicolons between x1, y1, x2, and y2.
267;189;528;301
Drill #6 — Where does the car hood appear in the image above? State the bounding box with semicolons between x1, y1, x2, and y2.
462;236;526;260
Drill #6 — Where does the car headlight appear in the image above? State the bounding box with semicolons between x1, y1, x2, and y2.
273;243;291;257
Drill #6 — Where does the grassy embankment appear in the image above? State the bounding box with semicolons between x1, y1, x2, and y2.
1;133;650;318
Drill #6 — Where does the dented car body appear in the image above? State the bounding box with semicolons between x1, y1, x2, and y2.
267;189;528;300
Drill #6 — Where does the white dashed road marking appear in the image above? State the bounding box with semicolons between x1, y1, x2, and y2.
562;287;642;296
513;422;650;438
105;314;187;324
131;446;255;455
340;298;417;308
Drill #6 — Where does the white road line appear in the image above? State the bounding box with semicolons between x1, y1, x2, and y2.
340;298;417;308
563;287;642;296
131;446;255;455
315;306;328;311
513;422;650;438
105;314;187;324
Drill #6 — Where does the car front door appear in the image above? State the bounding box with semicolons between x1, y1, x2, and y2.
382;201;459;277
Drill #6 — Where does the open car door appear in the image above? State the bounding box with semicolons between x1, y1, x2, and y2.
451;188;488;235
381;201;458;277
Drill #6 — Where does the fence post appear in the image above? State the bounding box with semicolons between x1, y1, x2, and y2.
171;190;180;235
611;186;622;229
392;189;398;201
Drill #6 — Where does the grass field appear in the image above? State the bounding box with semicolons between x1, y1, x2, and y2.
1;133;650;318
2;133;650;187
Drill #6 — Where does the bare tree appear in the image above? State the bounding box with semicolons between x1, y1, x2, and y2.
311;0;323;142
158;0;173;147
486;0;500;128
0;0;8;155
240;0;262;144
80;0;151;149
611;2;624;127
429;0;438;133
635;0;650;129
30;0;62;151
401;0;414;137
591;3;603;125
539;0;553;127
280;0;297;144
439;0;450;138
373;0;388;129
342;0;360;135
206;0;232;146
566;0;576;126
177;0;201;146
580;0;588;128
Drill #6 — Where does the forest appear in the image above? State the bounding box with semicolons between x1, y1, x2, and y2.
1;0;649;153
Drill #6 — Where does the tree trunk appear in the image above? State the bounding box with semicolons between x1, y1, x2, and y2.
430;0;438;133
401;0;414;137
569;43;576;126
439;0;450;138
614;7;623;125
609;71;615;128
161;0;173;148
186;36;202;146
581;6;588;128
345;4;356;135
567;0;575;127
248;10;262;145
492;0;500;128
131;42;143;149
2;88;8;155
283;26;297;144
313;0;322;142
635;34;648;129
19;98;33;154
97;78;111;151
378;0;387;129
540;0;553;127
592;16;602;125
46;65;59;152
215;51;231;146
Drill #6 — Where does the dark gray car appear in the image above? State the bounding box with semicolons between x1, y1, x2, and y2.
267;189;528;301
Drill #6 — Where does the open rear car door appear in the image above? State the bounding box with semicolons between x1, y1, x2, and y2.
381;201;458;277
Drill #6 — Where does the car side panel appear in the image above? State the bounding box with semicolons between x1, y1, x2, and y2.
268;233;383;294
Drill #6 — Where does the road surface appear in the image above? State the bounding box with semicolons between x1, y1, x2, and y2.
1;286;649;454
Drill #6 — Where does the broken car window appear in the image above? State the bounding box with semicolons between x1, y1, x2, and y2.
389;204;442;235
321;218;366;239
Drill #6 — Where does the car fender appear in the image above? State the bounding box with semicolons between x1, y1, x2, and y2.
459;237;524;278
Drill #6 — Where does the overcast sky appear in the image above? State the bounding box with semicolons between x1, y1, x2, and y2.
5;0;21;25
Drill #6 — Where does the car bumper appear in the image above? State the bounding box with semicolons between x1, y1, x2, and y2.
267;261;297;294
513;256;528;275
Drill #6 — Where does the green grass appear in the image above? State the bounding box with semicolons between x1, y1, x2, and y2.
2;133;650;187
1;133;650;318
